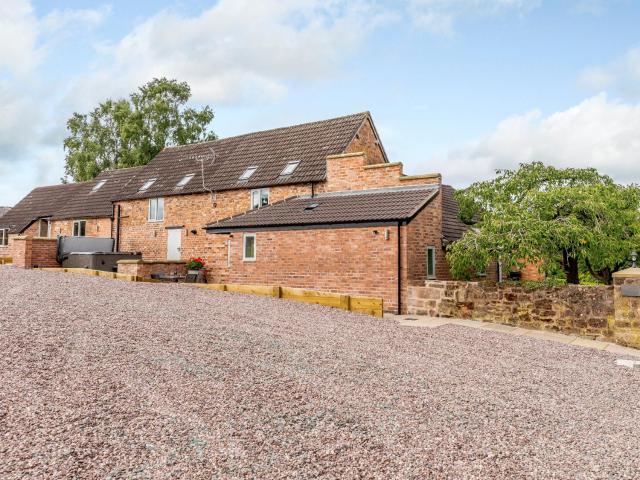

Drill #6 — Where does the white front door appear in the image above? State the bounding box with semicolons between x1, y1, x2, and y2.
167;228;182;260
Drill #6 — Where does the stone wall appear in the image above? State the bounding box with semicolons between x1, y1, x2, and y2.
613;268;640;348
408;281;614;339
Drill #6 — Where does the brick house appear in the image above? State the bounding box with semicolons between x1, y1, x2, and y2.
0;167;141;262
2;112;487;312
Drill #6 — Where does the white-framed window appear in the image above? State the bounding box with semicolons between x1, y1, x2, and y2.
176;173;194;187
73;220;86;237
91;180;107;192
38;219;51;238
139;178;156;192
148;197;165;222
243;233;256;261
250;188;269;209
0;229;8;246
427;246;436;279
280;160;300;176
239;166;258;181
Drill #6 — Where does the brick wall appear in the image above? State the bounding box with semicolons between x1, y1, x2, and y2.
324;153;441;193
401;190;450;286
344;117;386;165
408;281;614;338
51;218;112;238
207;226;401;312
517;260;545;281
0;217;112;260
11;236;59;269
115;184;313;262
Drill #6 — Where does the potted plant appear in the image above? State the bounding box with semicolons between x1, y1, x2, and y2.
186;257;206;282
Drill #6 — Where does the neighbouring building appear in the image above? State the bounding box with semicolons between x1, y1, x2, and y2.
2;112;495;312
0;167;141;262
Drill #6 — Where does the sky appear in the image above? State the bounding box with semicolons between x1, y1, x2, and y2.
1;0;639;206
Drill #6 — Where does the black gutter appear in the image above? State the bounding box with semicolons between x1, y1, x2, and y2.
115;205;121;252
206;220;399;234
397;222;402;315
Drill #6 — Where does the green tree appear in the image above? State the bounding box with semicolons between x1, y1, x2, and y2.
447;162;640;284
63;78;216;181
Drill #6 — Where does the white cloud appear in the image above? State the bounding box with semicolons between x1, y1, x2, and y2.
0;0;40;76
407;0;540;36
430;94;640;186
67;0;392;108
0;1;111;205
0;0;109;77
579;47;640;100
41;5;112;33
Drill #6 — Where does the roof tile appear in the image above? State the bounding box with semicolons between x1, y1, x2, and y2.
114;112;368;200
206;186;439;231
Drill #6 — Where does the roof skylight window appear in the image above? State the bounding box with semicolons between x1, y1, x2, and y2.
139;178;156;192
176;173;195;187
239;166;258;181
91;180;107;192
304;203;319;211
280;161;300;176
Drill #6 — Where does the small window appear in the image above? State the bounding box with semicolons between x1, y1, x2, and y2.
139;178;156;192
304;203;319;211
91;180;107;192
280;161;300;176
243;233;256;261
176;174;194;187
0;229;8;246
148;198;164;222
239;166;258;181
38;219;51;238
250;188;269;209
73;220;86;237
427;246;436;279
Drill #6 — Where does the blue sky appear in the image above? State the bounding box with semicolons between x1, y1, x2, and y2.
1;0;639;205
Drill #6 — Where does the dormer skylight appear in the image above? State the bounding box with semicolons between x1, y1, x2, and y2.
176;173;195;187
91;180;107;192
239;166;258;181
280;161;300;176
139;178;156;192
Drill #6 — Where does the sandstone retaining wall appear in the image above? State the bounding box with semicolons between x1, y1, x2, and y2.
408;281;614;339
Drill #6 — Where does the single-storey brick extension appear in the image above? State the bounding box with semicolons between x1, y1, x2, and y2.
0;112;492;312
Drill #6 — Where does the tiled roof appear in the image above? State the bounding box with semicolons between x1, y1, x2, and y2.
206;186;439;231
0;167;141;233
114;112;370;201
441;185;468;243
0;183;84;233
52;167;142;220
0;207;10;218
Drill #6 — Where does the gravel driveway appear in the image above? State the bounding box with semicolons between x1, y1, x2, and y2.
1;267;640;479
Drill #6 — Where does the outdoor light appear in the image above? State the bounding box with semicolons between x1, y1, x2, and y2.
632;250;638;268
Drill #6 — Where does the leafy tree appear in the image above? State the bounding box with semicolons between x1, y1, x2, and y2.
63;78;216;181
447;162;640;284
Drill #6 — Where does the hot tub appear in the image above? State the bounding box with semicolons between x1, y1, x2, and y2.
62;252;142;272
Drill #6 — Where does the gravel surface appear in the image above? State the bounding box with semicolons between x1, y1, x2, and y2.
1;267;640;479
